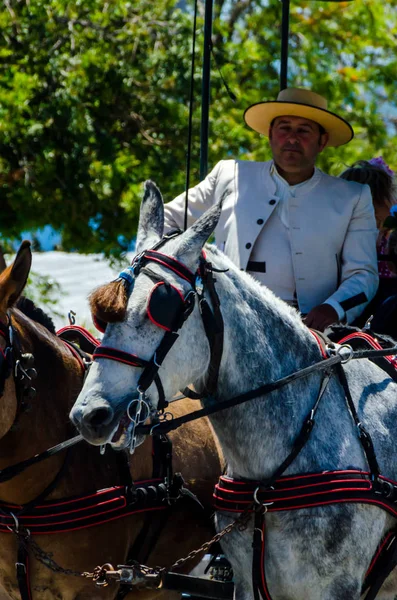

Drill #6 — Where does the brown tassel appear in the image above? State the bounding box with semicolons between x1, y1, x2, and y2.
89;280;128;323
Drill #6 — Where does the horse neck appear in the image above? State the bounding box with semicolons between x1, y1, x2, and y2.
197;254;325;479
210;261;321;397
0;312;85;502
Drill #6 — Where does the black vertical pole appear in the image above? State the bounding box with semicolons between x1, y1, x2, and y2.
199;0;214;181
280;0;290;90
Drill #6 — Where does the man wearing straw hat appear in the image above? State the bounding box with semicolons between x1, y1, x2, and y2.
164;88;378;331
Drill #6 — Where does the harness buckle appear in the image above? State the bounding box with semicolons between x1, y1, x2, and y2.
131;252;145;276
15;562;26;574
374;478;395;499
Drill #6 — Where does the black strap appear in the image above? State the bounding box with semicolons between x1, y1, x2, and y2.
121;435;174;598
363;534;397;600
201;262;224;395
252;508;265;600
137;332;179;389
137;355;343;436
258;372;332;489
336;364;380;479
16;533;31;600
134;250;196;286
93;346;148;368
138;341;397;438
0;434;82;484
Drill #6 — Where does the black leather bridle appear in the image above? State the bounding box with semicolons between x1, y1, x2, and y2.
0;313;37;416
92;233;225;415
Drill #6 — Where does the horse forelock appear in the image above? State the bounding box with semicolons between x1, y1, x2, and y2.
89;279;128;324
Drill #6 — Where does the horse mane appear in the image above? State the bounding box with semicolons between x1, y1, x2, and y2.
89;280;128;324
16;296;56;334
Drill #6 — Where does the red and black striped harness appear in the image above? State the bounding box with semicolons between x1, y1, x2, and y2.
0;320;187;600
213;330;397;600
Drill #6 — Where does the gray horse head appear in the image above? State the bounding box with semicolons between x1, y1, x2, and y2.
70;181;222;447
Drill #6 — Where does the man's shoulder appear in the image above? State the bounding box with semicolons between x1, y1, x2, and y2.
318;170;369;197
214;158;271;174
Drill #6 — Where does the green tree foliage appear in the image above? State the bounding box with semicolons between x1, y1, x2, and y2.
24;271;63;319
0;0;396;253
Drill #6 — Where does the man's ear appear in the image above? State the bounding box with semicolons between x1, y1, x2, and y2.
319;132;329;151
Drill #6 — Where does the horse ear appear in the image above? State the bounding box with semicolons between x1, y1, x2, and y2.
173;199;223;264
0;240;32;309
135;180;164;253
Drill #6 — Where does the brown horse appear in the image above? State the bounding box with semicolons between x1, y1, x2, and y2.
0;241;222;600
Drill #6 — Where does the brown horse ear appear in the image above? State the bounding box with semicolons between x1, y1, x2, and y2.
89;279;128;324
0;240;32;309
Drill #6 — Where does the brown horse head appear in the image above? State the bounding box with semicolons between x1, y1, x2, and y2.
0;241;32;440
0;240;81;460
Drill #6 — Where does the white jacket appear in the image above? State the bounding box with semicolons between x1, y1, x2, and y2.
164;159;379;323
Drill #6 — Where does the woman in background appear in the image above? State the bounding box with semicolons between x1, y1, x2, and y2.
340;157;396;333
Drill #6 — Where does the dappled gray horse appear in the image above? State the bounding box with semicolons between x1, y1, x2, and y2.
71;181;397;600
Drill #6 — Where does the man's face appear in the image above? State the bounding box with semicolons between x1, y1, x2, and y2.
269;116;329;174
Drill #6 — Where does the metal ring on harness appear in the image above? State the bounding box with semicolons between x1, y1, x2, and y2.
253;486;274;508
149;412;174;436
126;399;151;424
337;344;354;363
7;512;20;533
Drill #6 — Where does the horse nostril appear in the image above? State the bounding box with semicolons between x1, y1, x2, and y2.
84;406;114;428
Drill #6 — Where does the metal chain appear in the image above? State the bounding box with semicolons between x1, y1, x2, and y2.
25;535;95;579
159;505;253;572
17;506;254;587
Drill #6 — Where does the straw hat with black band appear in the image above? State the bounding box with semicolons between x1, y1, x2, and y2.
244;88;354;148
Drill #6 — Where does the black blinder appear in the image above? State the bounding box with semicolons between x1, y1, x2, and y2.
148;282;187;331
93;314;107;334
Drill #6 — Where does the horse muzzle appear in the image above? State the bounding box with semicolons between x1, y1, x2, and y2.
69;392;148;451
69;396;118;446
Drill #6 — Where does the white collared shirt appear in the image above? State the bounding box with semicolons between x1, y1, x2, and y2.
248;163;321;306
